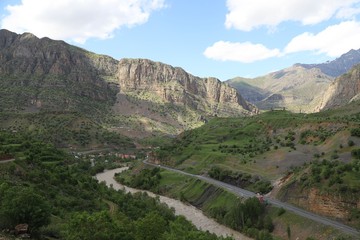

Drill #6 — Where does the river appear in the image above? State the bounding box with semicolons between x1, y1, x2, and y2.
95;167;251;240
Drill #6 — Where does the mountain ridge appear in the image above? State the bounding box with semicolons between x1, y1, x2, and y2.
227;65;333;113
297;48;360;77
0;29;254;137
227;48;360;113
316;63;360;111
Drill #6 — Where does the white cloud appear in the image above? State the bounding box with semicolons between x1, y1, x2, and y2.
1;0;165;43
336;6;360;19
284;21;360;57
204;41;280;63
225;0;360;31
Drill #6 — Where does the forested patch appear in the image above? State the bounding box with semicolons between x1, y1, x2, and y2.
0;131;232;240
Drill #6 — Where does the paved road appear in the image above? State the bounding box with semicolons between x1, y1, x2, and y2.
144;161;360;237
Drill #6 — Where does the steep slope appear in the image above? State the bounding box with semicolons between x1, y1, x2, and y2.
316;64;360;111
111;59;256;134
0;29;254;138
227;78;271;103
298;48;360;77
0;29;117;115
228;65;333;113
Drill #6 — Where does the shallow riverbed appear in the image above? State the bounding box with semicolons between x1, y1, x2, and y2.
95;167;251;240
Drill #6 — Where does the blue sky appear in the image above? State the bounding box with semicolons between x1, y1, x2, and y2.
1;0;360;80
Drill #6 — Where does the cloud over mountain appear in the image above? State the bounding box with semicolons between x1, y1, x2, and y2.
285;21;360;57
204;41;280;63
1;0;165;43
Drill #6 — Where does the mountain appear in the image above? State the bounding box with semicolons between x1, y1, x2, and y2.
228;48;360;113
316;63;360;111
298;48;360;77
228;65;333;113
0;29;117;115
0;29;254;138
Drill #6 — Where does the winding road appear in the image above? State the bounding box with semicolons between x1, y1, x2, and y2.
144;161;360;237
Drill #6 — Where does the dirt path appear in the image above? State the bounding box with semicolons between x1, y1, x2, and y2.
103;199;119;216
0;159;15;164
96;168;251;240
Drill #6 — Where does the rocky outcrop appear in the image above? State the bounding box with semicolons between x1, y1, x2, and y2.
316;64;360;111
306;189;352;219
117;58;255;116
279;183;359;223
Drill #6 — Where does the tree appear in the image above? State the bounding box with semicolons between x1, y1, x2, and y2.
64;211;129;240
263;215;274;232
135;211;167;240
287;225;291;240
0;186;50;232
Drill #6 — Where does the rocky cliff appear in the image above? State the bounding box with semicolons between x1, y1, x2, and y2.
0;29;254;136
316;64;360;111
117;58;254;116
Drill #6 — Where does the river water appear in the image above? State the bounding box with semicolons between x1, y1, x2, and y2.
95;167;251;240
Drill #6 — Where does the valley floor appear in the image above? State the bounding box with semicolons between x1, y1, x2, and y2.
96;167;251;240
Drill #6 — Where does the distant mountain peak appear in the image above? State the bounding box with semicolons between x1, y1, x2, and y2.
20;32;37;39
297;48;360;77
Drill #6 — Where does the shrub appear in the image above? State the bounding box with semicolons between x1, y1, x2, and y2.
277;207;286;216
351;128;360;137
351;148;360;159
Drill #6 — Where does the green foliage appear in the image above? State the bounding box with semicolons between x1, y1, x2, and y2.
64;211;129;240
0;132;229;240
208;166;273;194
277;207;286;216
300;127;337;145
128;167;162;191
0;186;50;232
299;159;360;193
134;212;167;240
287;225;291;240
221;197;273;239
351;148;360;159
350;128;360;137
0;113;136;149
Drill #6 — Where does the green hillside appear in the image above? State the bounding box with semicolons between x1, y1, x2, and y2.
0;131;231;240
153;103;360;229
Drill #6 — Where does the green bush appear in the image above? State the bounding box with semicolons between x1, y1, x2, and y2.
351;128;360;137
351;148;360;159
